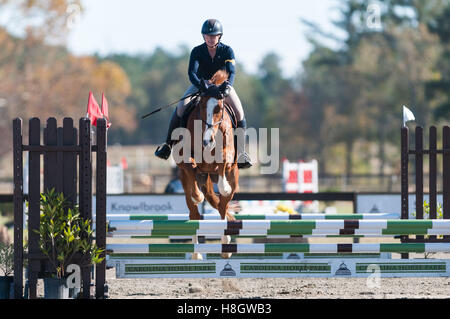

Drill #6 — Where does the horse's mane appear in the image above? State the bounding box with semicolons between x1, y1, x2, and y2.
210;70;228;85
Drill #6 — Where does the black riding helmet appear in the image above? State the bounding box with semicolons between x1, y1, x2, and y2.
201;19;223;36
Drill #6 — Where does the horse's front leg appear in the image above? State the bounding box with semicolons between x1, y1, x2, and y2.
217;163;232;199
179;166;204;260
180;158;204;207
217;164;238;259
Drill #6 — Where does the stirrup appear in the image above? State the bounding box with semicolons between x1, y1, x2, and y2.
237;152;252;169
155;143;172;160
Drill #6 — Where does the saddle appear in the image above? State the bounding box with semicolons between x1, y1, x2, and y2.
180;96;237;129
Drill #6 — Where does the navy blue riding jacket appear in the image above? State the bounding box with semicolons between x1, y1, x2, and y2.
188;42;236;90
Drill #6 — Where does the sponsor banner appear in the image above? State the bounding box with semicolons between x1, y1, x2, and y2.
356;194;444;217
93;194;189;215
112;258;450;278
107;252;391;268
91;193;444;217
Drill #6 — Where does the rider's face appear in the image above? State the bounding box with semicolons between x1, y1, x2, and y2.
203;34;221;47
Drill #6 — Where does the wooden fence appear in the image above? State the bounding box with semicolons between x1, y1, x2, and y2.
400;126;450;257
13;117;107;299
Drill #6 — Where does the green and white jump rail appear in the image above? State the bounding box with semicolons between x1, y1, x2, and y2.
107;219;450;230
107;228;450;237
107;252;391;261
106;243;450;254
98;213;399;221
104;219;450;236
107;231;416;238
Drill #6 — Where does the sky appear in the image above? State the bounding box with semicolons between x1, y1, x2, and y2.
67;0;342;78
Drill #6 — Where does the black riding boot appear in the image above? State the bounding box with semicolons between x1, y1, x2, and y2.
236;118;253;169
155;109;181;160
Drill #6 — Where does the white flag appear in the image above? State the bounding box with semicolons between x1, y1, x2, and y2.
402;105;415;127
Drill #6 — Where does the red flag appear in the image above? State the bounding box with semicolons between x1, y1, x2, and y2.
120;157;128;170
101;92;111;128
86;91;103;126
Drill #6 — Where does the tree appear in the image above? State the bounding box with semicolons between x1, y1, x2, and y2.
426;4;450;120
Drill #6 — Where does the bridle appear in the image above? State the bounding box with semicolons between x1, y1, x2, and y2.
198;97;225;129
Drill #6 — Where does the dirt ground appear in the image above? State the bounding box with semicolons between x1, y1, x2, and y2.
104;268;450;299
30;259;450;299
107;270;450;299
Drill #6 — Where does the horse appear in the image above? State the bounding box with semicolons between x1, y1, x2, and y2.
174;69;239;260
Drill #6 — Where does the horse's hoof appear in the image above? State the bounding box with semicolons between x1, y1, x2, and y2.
221;235;231;244
192;253;203;260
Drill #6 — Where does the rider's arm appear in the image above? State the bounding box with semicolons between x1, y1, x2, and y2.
188;47;207;91
224;47;236;86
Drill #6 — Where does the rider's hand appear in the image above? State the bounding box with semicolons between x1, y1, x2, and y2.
218;82;231;97
205;85;223;99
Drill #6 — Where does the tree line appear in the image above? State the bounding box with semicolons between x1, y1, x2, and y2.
0;0;449;177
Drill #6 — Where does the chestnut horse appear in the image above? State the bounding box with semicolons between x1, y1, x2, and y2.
175;70;239;260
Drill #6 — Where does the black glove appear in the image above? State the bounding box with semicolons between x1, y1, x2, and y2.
199;80;209;93
218;81;231;97
205;85;223;99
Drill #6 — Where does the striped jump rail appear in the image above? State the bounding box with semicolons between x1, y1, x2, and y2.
96;213;400;221
106;243;450;254
105;220;450;237
107;232;414;239
106;228;450;237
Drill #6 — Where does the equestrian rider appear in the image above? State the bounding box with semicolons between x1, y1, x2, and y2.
154;19;252;169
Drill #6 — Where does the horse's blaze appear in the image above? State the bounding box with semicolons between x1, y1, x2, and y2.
204;98;218;147
203;127;216;149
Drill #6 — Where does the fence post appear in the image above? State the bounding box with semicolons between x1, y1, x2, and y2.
63;118;77;205
27;118;41;299
79;117;92;298
13;118;23;299
429;126;437;240
443;126;450;240
415;126;423;242
95;118;107;299
44;118;58;192
400;126;409;259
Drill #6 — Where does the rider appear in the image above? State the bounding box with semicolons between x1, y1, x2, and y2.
154;18;252;169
